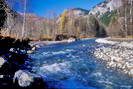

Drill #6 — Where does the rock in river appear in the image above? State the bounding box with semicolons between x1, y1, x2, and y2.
13;70;47;88
67;38;76;43
0;57;6;68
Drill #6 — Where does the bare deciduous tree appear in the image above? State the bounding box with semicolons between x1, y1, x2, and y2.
21;0;27;39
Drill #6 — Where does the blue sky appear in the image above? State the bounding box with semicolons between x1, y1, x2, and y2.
9;0;105;17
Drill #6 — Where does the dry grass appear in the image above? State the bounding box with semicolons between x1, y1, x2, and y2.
111;36;133;39
79;35;95;39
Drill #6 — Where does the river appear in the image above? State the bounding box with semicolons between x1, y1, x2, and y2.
28;39;133;89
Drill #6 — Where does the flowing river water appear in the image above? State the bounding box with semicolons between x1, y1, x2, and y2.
28;39;133;89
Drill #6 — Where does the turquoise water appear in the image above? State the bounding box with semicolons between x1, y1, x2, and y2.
28;39;133;89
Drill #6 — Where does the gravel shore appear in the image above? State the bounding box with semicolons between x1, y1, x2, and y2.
94;38;133;77
29;38;91;47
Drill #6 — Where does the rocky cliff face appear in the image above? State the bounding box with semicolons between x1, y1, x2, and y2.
89;0;122;17
57;8;89;24
0;0;24;39
56;8;107;38
0;0;8;29
66;8;89;16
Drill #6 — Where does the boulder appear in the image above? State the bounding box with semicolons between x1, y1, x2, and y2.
13;70;47;88
9;48;15;52
20;50;27;54
35;45;40;48
55;34;69;41
67;38;76;43
0;57;6;68
13;70;34;87
32;47;36;51
27;50;34;54
128;69;133;77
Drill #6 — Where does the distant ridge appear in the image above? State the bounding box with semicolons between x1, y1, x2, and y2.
63;8;89;16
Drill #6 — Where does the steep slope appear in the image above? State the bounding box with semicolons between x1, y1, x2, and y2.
0;0;24;39
57;8;107;38
89;0;122;18
66;8;89;15
0;0;8;29
97;0;133;37
1;0;107;41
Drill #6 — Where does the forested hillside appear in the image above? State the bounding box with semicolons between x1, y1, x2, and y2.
107;0;133;37
1;0;132;40
0;0;107;41
92;0;133;38
21;8;107;40
0;0;24;39
58;9;106;38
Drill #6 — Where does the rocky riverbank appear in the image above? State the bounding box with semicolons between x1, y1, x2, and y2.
94;38;133;77
0;36;49;89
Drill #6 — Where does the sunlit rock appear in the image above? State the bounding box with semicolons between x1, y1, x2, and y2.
94;41;133;77
32;47;36;51
95;38;118;45
13;70;34;87
27;50;34;54
27;47;36;54
20;50;27;54
35;45;40;48
67;38;76;43
13;70;47;88
111;56;123;62
0;75;4;78
128;69;133;77
9;48;15;52
0;57;6;68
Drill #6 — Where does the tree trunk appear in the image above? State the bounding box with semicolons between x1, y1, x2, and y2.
21;0;27;39
124;6;128;37
130;0;133;37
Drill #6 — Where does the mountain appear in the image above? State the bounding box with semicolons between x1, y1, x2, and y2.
1;1;107;40
96;0;133;37
57;8;107;38
66;8;89;16
0;0;24;39
89;0;122;18
57;8;89;24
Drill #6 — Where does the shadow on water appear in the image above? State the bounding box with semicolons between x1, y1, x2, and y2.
29;39;133;89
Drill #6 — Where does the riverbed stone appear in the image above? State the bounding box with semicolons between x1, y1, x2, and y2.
13;70;46;88
0;57;5;68
128;69;133;77
67;38;76;43
27;50;34;54
35;45;40;48
13;70;34;87
94;41;133;77
32;47;36;51
9;48;15;52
